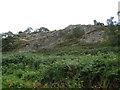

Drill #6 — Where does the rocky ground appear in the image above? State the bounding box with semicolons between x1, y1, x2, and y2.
16;25;106;52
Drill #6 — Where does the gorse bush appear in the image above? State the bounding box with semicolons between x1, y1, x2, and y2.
2;47;120;88
2;36;18;52
106;25;120;46
72;26;85;38
65;26;85;39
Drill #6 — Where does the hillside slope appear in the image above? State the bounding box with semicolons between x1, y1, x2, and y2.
15;25;106;52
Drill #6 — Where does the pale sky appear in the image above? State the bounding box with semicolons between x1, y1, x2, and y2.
0;0;119;34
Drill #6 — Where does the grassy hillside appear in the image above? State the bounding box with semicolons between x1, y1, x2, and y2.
2;25;120;88
2;46;120;88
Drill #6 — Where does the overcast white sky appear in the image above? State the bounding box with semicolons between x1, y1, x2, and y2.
0;0;119;34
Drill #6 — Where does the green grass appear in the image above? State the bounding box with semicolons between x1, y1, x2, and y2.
2;46;120;88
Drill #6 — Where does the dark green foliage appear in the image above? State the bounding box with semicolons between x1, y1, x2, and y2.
2;47;120;88
33;27;49;34
72;26;85;38
18;31;23;34
38;27;49;32
105;25;120;46
24;27;33;33
2;36;18;52
105;17;120;46
1;31;20;52
65;26;85;39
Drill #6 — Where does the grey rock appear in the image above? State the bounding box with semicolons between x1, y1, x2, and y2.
17;25;106;52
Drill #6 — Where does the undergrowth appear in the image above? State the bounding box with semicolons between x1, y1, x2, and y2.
2;46;120;88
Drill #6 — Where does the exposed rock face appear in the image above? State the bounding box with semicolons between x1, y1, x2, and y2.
64;24;97;33
17;25;106;52
17;30;64;52
81;28;105;42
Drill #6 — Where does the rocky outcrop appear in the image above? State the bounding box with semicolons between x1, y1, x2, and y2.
16;25;106;52
80;27;105;42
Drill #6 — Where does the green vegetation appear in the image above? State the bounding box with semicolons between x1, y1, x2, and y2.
65;26;85;39
105;25;120;46
2;46;120;88
32;27;49;34
105;17;120;46
1;20;120;88
2;36;18;52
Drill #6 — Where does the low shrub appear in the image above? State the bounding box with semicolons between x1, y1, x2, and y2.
65;26;85;39
2;47;120;88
